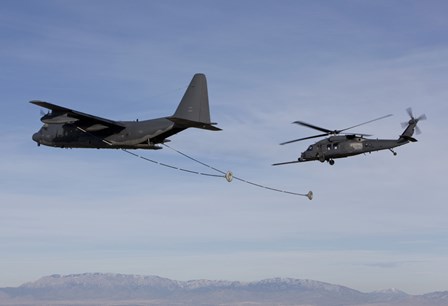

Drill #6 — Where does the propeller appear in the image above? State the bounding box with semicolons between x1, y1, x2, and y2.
280;114;392;145
401;107;426;134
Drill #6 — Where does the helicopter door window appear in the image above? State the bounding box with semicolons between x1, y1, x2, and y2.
334;144;339;150
327;144;331;151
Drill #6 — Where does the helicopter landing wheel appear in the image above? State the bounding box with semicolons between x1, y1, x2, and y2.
329;159;335;165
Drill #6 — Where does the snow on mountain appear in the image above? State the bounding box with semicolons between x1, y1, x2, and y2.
368;287;410;302
20;273;179;290
422;291;448;301
249;277;358;293
20;273;358;294
1;273;447;306
182;279;241;290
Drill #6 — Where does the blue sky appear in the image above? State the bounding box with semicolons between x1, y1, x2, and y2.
1;0;448;294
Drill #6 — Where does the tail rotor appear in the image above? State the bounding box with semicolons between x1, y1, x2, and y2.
402;107;426;134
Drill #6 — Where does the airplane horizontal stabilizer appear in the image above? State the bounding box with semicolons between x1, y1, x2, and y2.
168;117;221;131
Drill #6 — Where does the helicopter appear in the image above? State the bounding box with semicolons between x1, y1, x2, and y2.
273;108;426;166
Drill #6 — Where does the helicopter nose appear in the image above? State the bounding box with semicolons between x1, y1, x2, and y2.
32;132;40;143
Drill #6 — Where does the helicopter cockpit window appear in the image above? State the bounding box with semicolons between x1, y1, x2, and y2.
307;145;313;151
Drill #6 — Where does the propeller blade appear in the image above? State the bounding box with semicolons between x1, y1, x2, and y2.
406;107;414;119
339;114;393;133
292;121;333;134
280;133;330;145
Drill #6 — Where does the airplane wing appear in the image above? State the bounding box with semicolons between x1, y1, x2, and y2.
30;100;125;131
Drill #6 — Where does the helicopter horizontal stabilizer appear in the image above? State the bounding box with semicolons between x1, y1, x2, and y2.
399;135;418;143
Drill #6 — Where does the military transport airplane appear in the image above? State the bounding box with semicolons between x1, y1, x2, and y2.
31;73;220;150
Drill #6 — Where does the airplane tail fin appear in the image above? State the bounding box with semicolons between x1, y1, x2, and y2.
169;73;221;131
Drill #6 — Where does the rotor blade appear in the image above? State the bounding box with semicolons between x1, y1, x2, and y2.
280;133;329;145
339;114;393;133
415;125;422;135
272;160;302;166
406;107;414;119
417;114;427;121
341;133;372;137
292;121;333;134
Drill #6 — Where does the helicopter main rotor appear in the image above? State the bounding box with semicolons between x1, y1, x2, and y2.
280;114;393;145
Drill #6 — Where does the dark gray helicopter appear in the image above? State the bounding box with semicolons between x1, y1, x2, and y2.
273;108;426;166
31;73;220;150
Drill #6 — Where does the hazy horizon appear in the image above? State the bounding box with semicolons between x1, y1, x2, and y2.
2;272;442;295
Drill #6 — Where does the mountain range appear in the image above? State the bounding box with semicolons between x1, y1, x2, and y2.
0;273;447;306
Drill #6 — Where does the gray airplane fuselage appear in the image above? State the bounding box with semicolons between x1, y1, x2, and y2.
32;118;180;149
31;73;220;150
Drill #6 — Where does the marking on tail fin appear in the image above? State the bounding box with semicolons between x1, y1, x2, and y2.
173;73;212;124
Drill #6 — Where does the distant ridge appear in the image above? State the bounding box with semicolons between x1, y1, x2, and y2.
1;273;447;306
